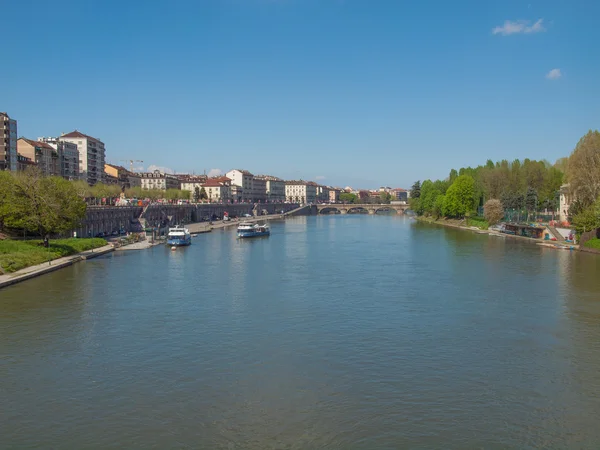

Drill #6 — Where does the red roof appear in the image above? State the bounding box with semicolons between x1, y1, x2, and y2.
61;130;102;142
202;180;225;187
18;137;55;150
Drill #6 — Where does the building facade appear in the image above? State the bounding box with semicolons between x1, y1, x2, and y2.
226;169;254;202
559;184;572;223
255;175;286;202
285;181;317;204
104;163;141;189
17;154;36;171
1;112;18;171
59;130;106;185
38;137;80;180
329;188;341;203
390;188;408;202
252;177;267;202
140;170;181;190
201;179;232;203
17;138;61;177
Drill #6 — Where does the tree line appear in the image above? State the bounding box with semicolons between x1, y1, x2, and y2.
71;181;192;202
409;130;600;234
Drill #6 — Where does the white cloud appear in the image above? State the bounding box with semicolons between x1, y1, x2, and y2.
315;175;326;181
546;68;562;80
207;168;222;177
492;18;545;36
147;164;175;174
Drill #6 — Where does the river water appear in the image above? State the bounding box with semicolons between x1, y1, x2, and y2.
2;215;600;449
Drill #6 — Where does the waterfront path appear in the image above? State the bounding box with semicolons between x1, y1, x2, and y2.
188;212;288;234
0;244;114;290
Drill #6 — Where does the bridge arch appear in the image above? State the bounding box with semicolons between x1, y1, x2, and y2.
374;206;398;214
319;207;341;215
347;207;369;214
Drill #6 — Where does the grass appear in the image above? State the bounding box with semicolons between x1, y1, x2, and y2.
584;238;600;250
0;238;107;274
466;216;490;230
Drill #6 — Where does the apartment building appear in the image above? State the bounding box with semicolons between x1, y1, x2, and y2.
226;169;254;202
17;138;61;177
140;170;181;190
255;175;285;202
328;187;341;203
17;154;36;171
201;179;232;203
1;112;18;171
38;137;80;180
285;180;317;204
179;175;208;193
59;130;106;185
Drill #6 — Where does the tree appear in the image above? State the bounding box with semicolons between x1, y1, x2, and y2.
193;186;200;203
4;169;86;238
444;175;475;218
571;198;600;237
339;192;357;203
566;130;600;207
410;181;421;199
484;199;504;225
379;191;392;204
433;194;446;218
199;187;208;201
525;187;538;215
419;180;442;216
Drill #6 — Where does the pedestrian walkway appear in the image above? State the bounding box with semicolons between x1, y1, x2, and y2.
0;244;114;290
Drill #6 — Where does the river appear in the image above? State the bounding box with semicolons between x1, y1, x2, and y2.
2;215;600;449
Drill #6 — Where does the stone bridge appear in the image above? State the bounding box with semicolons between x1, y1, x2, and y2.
316;203;409;215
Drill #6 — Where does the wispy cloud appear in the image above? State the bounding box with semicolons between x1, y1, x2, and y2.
315;175;326;181
147;164;175;174
546;68;562;80
207;168;222;177
492;19;545;36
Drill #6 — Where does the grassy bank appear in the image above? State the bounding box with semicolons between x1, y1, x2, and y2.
584;238;600;250
0;238;107;273
415;216;490;230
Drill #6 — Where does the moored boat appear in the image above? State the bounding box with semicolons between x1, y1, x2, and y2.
237;222;270;238
167;225;192;246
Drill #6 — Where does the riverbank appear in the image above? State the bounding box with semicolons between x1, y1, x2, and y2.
0;243;114;290
0;238;108;274
415;216;580;250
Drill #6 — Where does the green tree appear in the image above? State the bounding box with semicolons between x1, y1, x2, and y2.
484;199;504;225
444;175;475;218
571;198;600;237
525;187;538;216
410;181;421;199
339;192;358;203
433;194;446;218
4;169;86;239
193;186;200;203
199;187;208;201
379;192;392;204
419;180;442;216
566;130;600;207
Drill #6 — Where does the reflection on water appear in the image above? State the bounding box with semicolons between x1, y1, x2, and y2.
2;216;600;448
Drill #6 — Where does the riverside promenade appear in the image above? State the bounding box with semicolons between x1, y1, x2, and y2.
0;244;114;290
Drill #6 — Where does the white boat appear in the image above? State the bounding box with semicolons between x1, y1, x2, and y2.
237;222;270;238
167;225;191;246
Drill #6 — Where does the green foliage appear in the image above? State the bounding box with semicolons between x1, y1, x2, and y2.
0;238;106;273
525;187;538;212
3;169;86;238
444;175;476;218
199;187;208;200
584;238;600;249
566;130;600;207
193;186;200;202
419;180;442;216
339;192;358;203
410;181;421;199
379;191;392;204
571;198;600;237
467;216;489;230
433;194;446;218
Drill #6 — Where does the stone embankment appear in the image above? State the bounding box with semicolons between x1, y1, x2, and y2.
0;244;114;290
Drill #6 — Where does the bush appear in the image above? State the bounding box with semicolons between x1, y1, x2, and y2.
484;199;504;225
584;238;600;249
467;216;489;230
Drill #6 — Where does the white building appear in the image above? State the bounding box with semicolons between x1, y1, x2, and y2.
226;169;254;202
285;180;317;204
559;184;572;224
255;175;285;202
59;130;106;185
202;178;231;203
140;170;181;190
252;176;267;203
1;112;18;171
38;137;80;180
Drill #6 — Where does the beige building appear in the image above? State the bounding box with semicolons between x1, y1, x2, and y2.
285;180;317;204
329;187;341;203
104;163;141;189
1;112;18;171
226;169;254;202
59;130;106;185
38;137;80;180
201;179;232;203
17;138;61;177
255;175;285;202
559;184;572;223
140;170;181;190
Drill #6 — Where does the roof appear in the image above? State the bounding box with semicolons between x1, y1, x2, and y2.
285;180;309;185
254;174;283;181
212;176;231;182
105;163;129;173
18;137;55;150
229;169;254;176
60;130;103;142
202;180;225;187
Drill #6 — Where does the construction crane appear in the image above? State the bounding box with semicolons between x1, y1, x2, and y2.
120;159;143;172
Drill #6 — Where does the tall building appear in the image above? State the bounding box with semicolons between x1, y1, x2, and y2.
255;175;285;202
17;138;61;177
38;137;80;180
59;130;106;185
1;112;18;171
226;169;254;202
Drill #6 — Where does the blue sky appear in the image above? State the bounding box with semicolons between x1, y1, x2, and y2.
3;0;599;188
